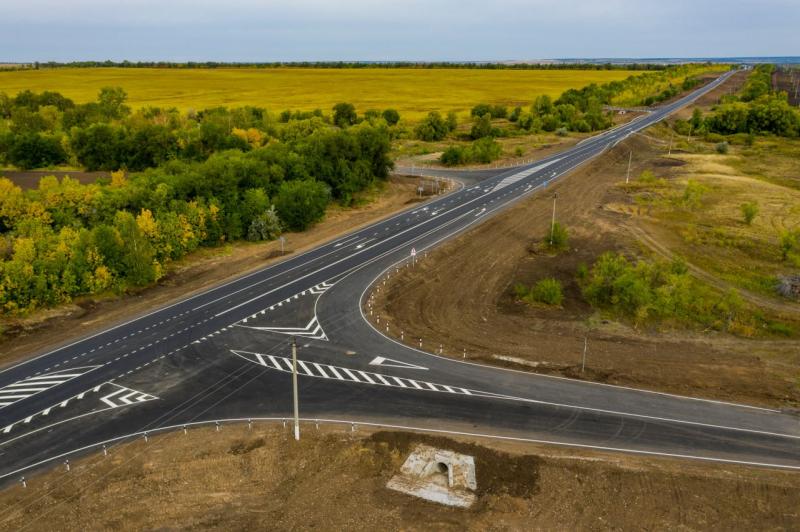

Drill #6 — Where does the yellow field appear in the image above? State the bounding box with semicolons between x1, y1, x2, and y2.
0;67;638;119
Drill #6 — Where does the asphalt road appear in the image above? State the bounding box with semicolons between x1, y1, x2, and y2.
1;70;798;486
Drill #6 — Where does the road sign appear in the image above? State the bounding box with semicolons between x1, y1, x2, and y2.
411;248;416;257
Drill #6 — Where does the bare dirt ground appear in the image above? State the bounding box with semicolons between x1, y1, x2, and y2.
0;176;426;368
1;424;798;531
1;169;111;190
371;130;800;408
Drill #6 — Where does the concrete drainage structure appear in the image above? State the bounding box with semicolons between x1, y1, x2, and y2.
387;444;477;508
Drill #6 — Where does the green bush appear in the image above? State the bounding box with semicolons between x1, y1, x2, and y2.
530;278;564;306
578;252;780;333
740;201;759;225
544;221;569;252
439;138;502;166
715;141;729;154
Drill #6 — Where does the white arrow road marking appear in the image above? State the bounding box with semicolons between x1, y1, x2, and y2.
368;356;428;370
0;366;100;410
237;316;328;341
232;350;479;397
229;350;800;441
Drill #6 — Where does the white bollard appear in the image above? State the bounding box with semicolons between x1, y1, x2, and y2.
216;421;220;432
20;476;26;488
144;432;149;443
248;419;253;430
183;425;187;435
65;460;70;472
103;445;108;457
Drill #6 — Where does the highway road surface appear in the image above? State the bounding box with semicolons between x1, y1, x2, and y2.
1;70;798;487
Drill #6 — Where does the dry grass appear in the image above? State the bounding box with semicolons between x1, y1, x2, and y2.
1;425;797;531
621;132;800;303
0;67;638;120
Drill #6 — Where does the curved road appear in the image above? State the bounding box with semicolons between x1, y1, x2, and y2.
1;70;798;486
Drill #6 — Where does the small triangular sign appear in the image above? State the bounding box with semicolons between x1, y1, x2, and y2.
369;356;427;370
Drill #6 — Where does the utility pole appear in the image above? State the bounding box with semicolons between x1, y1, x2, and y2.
291;337;300;441
549;192;558;246
625;150;632;184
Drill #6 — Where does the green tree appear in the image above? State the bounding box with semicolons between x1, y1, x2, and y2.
414;111;450;141
332;102;357;128
8;133;67;170
97;87;131;121
470;114;494;139
381;109;400;126
247;205;283;241
274;179;330;231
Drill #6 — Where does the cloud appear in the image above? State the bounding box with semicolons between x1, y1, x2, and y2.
0;0;797;61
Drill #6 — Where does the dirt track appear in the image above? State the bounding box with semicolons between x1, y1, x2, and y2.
372;135;800;408
1;425;797;531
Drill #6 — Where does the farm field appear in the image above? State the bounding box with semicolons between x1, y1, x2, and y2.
0;67;639;119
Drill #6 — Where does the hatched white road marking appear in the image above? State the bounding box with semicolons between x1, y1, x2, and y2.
0;366;99;410
1;382;158;436
491;158;562;192
231;350;479;399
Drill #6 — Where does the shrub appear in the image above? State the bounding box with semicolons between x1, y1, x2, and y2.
578;252;769;332
415;111;450;141
530;278;564;306
715;141;729;154
555;127;569;137
470;114;494;140
740;201;759;225
247;205;283;241
382;108;400;126
332;102;357;128
780;229;800;266
544;221;569;252
439;138;501;166
638;170;657;183
679;179;708;210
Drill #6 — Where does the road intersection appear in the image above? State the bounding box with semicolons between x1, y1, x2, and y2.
1;70;799;485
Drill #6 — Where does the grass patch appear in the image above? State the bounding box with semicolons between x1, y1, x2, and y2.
515;278;564;307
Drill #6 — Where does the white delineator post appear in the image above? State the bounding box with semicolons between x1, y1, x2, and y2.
292;337;300;441
549;193;558;246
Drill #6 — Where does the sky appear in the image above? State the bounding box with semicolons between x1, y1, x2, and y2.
1;0;798;62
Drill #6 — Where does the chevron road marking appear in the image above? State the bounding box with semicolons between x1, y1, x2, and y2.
0;366;100;410
237;316;328;341
99;384;158;408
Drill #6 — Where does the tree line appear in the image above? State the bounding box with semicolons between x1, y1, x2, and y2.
21;61;672;71
684;65;800;137
0;90;395;316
